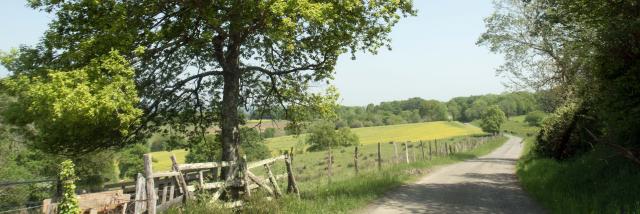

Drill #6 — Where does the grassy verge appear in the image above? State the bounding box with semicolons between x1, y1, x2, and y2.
168;135;508;214
503;117;640;213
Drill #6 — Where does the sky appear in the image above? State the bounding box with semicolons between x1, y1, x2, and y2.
0;0;506;106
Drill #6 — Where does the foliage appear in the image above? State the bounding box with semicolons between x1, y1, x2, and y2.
260;128;276;139
57;160;80;214
117;144;149;179
524;111;546;127
535;102;593;160
306;120;359;151
11;0;415;164
480;0;640;162
479;105;506;134
186;128;270;163
1;51;142;154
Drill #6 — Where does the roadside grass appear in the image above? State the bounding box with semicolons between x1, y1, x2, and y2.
167;135;509;214
150;121;482;171
503;116;640;213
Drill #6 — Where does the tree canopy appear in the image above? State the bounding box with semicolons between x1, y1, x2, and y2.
1;1;416;163
479;105;506;134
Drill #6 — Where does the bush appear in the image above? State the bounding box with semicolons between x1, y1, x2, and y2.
260;128;276;139
186;128;271;163
349;120;363;128
535;102;594;160
306;120;359;151
118;144;149;179
525;111;546;126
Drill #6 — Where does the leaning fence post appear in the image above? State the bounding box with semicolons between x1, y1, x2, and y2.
170;154;190;201
265;163;282;198
285;154;300;198
143;154;156;214
377;142;382;170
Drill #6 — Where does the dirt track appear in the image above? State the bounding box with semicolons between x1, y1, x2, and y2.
362;135;545;214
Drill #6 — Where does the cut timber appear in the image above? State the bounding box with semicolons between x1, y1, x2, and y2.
247;155;286;169
179;161;236;171
246;171;274;196
151;171;180;178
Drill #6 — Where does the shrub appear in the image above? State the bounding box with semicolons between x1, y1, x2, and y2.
306;120;359;151
535;102;594;160
525;111;546;126
260;128;276;139
118;144;149;179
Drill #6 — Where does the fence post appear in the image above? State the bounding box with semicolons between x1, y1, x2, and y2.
404;142;410;164
377;142;382;170
429;142;433;160
285;154;300;198
354;146;359;175
327;147;333;182
242;155;251;197
435;140;439;156
393;142;399;164
143;154;156;214
420;141;425;161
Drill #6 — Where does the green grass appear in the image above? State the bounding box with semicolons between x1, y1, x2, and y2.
502;116;640;213
167;135;509;214
150;149;187;171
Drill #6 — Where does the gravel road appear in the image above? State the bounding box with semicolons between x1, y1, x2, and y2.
362;135;545;214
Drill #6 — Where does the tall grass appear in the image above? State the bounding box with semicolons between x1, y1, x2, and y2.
504;116;640;213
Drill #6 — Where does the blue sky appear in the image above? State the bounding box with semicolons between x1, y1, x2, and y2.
0;0;505;106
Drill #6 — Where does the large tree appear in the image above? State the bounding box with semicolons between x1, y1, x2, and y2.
1;1;415;173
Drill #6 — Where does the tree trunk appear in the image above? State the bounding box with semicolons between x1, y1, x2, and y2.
220;69;241;179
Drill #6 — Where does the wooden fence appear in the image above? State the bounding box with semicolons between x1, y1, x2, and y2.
41;154;299;214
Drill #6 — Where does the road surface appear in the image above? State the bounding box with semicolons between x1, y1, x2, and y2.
362;135;545;214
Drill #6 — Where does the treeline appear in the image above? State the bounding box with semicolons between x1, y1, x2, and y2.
333;91;542;129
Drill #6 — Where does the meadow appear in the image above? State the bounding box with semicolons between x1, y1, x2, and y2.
150;121;483;171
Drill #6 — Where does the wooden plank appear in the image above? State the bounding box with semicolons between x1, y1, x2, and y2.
354;146;359;175
161;185;168;204
178;161;236;171
143;154;156;214
247;155;286;169
151;171;180;178
246;171;274;196
210;165;238;203
134;173;146;214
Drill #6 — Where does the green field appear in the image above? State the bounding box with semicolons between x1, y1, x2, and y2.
150;121;482;171
265;121;483;152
